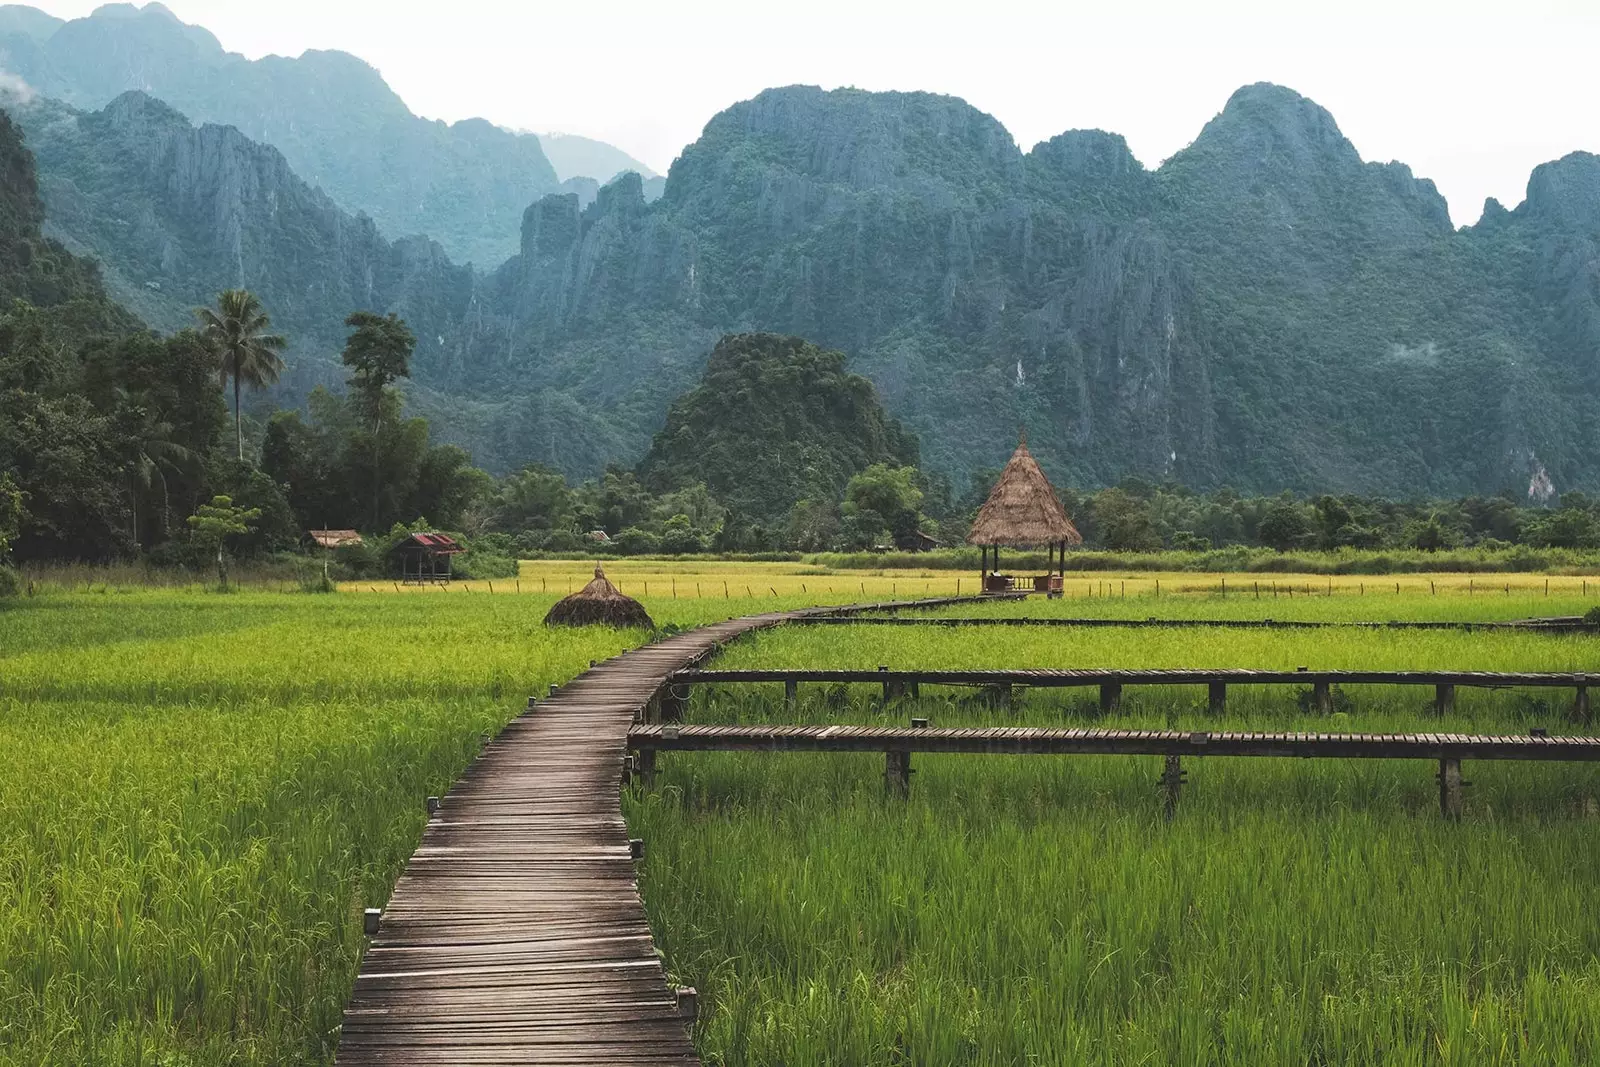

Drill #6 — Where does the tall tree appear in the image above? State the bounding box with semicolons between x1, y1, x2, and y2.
196;290;287;462
342;311;416;527
342;312;415;429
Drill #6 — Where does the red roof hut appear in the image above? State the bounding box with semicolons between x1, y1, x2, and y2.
391;532;464;584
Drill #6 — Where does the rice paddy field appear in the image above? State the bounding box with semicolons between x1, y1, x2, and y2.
3;564;1600;1064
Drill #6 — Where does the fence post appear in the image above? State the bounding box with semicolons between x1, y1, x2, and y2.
1435;683;1455;717
1313;681;1332;714
1100;683;1122;714
885;749;912;797
1161;755;1184;820
785;679;797;712
1208;682;1227;716
1437;758;1464;820
1574;683;1592;725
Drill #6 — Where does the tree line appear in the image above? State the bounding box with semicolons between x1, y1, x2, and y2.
6;288;1598;591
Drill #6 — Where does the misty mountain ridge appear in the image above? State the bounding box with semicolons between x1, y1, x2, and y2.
0;2;655;264
2;25;1598;499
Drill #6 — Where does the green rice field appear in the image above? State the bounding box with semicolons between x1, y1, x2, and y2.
3;575;1600;1064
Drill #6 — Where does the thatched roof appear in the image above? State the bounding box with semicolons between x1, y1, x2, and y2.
308;529;362;549
544;566;656;629
967;439;1083;547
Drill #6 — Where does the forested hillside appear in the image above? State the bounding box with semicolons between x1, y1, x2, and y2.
3;6;1598;498
479;83;1600;496
0;2;558;264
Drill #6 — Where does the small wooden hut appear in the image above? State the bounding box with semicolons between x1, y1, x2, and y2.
391;532;464;584
968;438;1082;594
545;566;655;629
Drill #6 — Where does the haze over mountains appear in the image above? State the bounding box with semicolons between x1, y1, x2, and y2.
2;2;1598;499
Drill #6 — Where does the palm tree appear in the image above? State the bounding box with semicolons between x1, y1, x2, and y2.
196;290;287;461
118;403;197;549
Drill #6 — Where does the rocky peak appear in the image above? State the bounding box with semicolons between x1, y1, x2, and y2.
100;88;189;133
1185;82;1361;174
593;170;645;216
1026;129;1150;214
1161;82;1451;241
1522;151;1600;234
0;5;63;43
683;84;1022;194
521;192;582;259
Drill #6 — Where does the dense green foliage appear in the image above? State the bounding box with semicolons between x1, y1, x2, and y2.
637;334;919;523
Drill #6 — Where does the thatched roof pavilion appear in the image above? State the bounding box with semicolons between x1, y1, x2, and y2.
967;438;1082;594
544;566;656;629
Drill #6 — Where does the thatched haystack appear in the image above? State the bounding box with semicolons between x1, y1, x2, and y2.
544;566;656;629
968;439;1083;547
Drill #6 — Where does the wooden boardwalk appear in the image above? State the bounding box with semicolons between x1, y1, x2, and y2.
335;599;976;1065
784;615;1598;632
672;667;1598;720
630;722;1600;762
629;723;1600;818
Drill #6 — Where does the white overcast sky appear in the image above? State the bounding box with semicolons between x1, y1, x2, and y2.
24;0;1600;225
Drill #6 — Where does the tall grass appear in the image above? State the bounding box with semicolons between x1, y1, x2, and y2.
627;602;1600;1065
0;589;652;1065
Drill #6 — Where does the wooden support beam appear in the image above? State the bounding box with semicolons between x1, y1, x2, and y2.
1208;682;1227;716
1438;758;1464;820
1100;682;1122;714
1575;685;1592;725
1435;683;1456;717
1313;681;1332;714
784;679;797;712
885;749;912;797
363;908;381;936
1161;754;1184;820
676;986;699;1021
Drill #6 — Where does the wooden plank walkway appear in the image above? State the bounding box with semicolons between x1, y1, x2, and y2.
674;667;1600;688
785;616;1599;632
629;723;1600;818
630;723;1600;762
335;598;976;1065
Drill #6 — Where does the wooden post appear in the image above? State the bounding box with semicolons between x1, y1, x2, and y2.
1161;755;1183;820
1313;681;1332;714
1434;683;1455;717
1438;758;1463;820
633;746;657;789
877;666;907;702
676;986;699;1021
885;749;912;797
1100;683;1122;714
1208;682;1226;716
426;796;441;817
629;838;645;860
1575;684;1592;725
363;908;381;936
785;679;798;712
